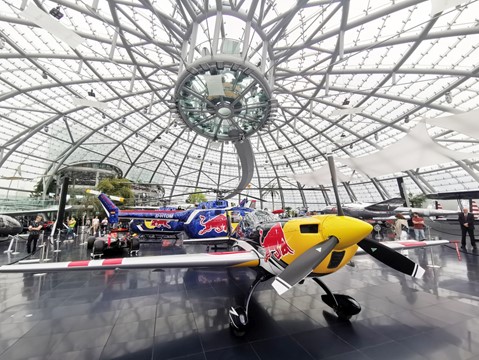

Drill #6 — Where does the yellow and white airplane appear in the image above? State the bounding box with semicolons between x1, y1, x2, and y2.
0;157;448;336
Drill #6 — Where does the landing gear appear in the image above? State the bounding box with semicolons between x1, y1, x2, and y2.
228;270;273;337
312;278;361;320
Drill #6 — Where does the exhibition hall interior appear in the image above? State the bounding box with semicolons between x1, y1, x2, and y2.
2;0;479;359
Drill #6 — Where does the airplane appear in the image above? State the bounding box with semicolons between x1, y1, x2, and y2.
0;156;449;336
93;190;256;240
0;214;23;237
321;197;459;220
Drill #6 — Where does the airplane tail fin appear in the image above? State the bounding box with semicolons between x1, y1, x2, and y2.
249;199;256;209
96;193;119;223
472;200;479;220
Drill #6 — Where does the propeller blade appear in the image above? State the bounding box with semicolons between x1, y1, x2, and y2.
272;236;339;295
327;156;344;216
357;238;425;278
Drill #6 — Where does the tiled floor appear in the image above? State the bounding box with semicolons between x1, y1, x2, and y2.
0;235;478;360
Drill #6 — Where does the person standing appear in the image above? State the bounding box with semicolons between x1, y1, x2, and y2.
92;216;100;236
27;215;44;254
412;213;426;241
101;217;108;236
68;216;77;239
394;213;409;240
459;208;476;250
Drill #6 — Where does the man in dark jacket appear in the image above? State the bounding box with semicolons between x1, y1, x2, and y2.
459;208;476;250
27;215;44;254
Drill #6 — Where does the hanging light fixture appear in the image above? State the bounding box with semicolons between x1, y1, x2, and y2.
49;6;64;19
445;92;452;104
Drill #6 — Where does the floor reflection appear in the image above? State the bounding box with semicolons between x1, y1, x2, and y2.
0;238;478;359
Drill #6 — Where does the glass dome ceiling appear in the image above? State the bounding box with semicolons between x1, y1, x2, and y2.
1;0;479;210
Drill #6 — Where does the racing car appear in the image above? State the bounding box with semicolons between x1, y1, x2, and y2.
86;228;140;258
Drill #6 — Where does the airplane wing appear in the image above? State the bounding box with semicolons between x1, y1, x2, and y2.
0;251;260;273
355;239;449;255
363;197;405;211
0;205;72;216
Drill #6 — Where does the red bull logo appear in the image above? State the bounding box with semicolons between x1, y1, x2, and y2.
146;219;172;230
198;214;227;235
259;223;294;262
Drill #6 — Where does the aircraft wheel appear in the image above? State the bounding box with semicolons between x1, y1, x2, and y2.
93;239;105;255
228;306;248;337
86;236;96;250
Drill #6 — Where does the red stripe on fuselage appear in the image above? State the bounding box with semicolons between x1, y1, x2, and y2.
398;241;425;247
68;260;90;267
103;258;123;265
209;251;248;255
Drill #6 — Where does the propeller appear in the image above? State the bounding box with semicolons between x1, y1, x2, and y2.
272;236;339;295
327;157;426;279
328;155;344;216
270;154;426;297
357;238;425;278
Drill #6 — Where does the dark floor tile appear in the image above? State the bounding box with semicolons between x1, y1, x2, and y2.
322;350;371;360
109;319;155;342
50;326;113;354
357;315;421;340
0;334;62;360
397;331;474;360
292;328;355;359
274;311;322;334
361;340;427;360
327;321;391;349
45;346;104;360
155;313;198;336
100;337;153;360
153;330;203;359
205;344;259;360
199;327;249;352
251;335;314;360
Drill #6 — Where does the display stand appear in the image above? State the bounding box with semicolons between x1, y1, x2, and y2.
79;226;87;246
3;235;15;253
12;235;20;255
427;246;441;268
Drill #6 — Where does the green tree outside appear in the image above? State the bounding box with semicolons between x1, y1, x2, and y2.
186;190;207;205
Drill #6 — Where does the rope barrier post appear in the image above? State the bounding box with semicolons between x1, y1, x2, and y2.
79;226;87;246
427;245;441;268
53;229;62;253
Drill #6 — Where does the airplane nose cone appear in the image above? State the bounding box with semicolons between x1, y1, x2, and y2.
322;216;373;249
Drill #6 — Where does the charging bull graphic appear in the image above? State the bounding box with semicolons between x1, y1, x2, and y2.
149;219;172;230
259;223;294;262
198;214;227;235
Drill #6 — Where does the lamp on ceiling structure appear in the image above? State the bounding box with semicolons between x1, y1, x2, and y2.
172;10;275;144
445;91;452;104
49;6;64;20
